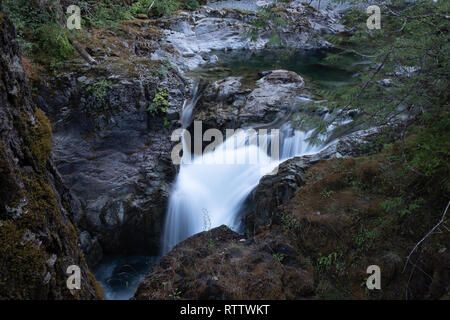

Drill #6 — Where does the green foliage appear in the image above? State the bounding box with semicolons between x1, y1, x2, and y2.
37;23;75;62
320;189;335;199
148;89;169;114
381;197;424;218
3;0;202;68
320;1;449;121
3;0;75;66
207;238;216;249
88;80;112;99
407;114;450;181
169;288;182;300
87;80;112;108
150;58;172;77
353;228;378;252
317;252;339;272
247;4;287;47
82;0;134;28
183;0;201;11
305;0;449;194
164;117;170;128
272;253;286;263
131;0;203;17
281;213;299;232
132;0;179;17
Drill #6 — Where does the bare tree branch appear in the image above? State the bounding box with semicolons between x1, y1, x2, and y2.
402;200;450;273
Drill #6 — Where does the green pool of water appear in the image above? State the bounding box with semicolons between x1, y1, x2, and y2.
189;49;363;90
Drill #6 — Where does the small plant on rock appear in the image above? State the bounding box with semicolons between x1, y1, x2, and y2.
148;89;169;114
169;288;181;300
281;213;299;233
272;253;286;263
87;80;112;108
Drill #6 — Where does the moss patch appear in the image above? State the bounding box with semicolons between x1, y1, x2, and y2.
31;108;52;169
14;108;52;171
0;221;48;299
0;141;23;211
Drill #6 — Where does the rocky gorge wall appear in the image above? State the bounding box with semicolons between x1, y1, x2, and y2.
26;0;344;268
4;0;444;301
0;5;102;299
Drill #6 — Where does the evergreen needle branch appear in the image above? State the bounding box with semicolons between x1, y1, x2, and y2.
323;46;394;128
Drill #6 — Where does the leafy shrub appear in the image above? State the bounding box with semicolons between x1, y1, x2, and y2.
83;0;134;28
35;23;75;64
132;0;180;17
408;114;450;181
148;89;169;114
87;80;112;108
183;0;201;10
3;0;73;65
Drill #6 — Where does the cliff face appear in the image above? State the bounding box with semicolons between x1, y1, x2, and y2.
0;7;102;299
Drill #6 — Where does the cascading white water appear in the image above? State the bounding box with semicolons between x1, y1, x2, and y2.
161;92;331;255
180;81;202;129
162;131;279;253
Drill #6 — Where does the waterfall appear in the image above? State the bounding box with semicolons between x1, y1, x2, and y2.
161;89;330;255
180;81;201;129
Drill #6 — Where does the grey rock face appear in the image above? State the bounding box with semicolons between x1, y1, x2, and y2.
155;1;345;71
239;70;306;125
35;63;185;260
193;70;309;132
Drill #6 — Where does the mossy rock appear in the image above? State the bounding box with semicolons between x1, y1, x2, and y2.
0;221;48;299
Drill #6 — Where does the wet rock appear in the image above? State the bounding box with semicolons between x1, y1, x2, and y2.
190;76;243;132
239;70;306;125
193;70;309;132
321;126;390;159
243;157;310;234
79;231;103;268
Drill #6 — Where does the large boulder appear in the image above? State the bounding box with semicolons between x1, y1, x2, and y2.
242;124;400;235
192;76;247;131
239;70;306;124
193;70;309;132
243;157;310;234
